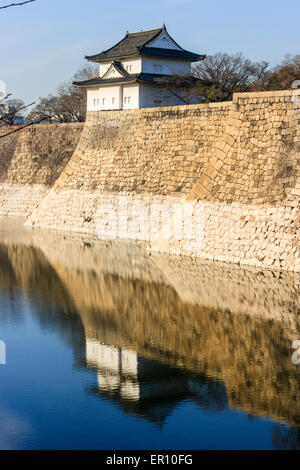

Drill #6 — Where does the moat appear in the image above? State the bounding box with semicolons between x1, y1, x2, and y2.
0;218;299;450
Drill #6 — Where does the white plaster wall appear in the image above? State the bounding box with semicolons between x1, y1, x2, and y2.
87;86;121;110
99;62;111;77
142;57;190;75
139;84;194;108
121;58;142;74
103;67;123;79
88;84;139;110
121;349;138;376
87;82;197;110
99;58;191;78
86;340;120;372
99;58;141;77
123;84;140;109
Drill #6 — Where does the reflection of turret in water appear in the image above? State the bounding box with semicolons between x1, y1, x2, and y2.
86;339;228;425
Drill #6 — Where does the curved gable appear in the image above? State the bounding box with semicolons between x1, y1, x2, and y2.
101;61;129;79
144;30;183;51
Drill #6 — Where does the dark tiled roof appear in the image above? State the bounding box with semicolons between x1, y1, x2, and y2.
138;73;200;85
73;73;201;88
112;61;129;76
86;28;163;61
101;61;129;79
73;75;138;87
85;26;204;62
140;46;204;62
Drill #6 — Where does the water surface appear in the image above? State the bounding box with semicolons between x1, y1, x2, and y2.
0;218;299;449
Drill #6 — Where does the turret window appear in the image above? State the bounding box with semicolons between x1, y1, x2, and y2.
153;64;162;72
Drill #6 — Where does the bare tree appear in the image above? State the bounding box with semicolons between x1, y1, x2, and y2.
0;115;50;140
0;97;50;140
28;64;97;123
0;100;34;124
152;74;206;105
266;54;300;90
27;95;68;123
193;52;270;101
0;1;36;10
0;98;25;125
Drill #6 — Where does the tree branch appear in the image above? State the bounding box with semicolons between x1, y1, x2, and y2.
0;93;12;104
0;101;35;123
0;116;50;139
0;0;36;10
164;86;187;104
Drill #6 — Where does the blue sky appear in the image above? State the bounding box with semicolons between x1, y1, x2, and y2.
1;0;299;104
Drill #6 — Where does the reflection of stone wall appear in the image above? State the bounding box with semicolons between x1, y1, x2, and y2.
0;124;83;217
0;225;299;427
153;254;300;328
1;223;299;329
56;267;300;428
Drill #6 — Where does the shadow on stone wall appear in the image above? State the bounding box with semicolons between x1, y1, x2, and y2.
0;124;83;186
0;129;19;179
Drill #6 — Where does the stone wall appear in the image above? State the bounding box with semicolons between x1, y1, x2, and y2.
188;90;300;204
0;123;83;217
25;90;300;272
24;100;231;232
